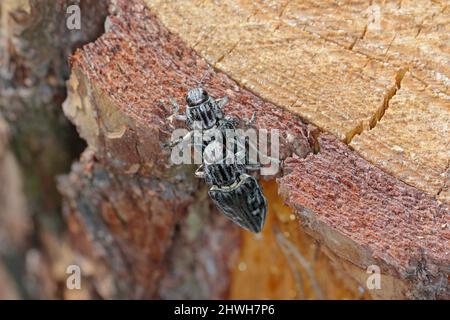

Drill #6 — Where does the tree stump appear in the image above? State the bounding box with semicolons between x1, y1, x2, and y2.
58;0;448;299
0;0;109;298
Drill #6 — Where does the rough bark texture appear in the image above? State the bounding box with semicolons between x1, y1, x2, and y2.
146;0;449;203
229;180;369;299
0;116;28;299
1;0;108;216
1;0;447;300
0;0;109;298
60;0;329;299
58;149;241;299
60;0;449;299
280;134;449;299
140;0;449;298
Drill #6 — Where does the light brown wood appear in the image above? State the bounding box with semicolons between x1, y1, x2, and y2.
146;0;449;202
60;0;449;299
230;180;367;300
351;73;450;200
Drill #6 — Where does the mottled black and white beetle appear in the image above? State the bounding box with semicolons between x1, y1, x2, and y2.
165;87;268;233
195;141;267;233
167;87;228;129
165;87;257;149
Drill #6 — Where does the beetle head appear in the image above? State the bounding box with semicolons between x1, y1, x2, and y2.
186;87;209;107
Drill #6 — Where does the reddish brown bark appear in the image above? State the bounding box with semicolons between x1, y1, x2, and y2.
60;0;449;299
280;134;449;299
61;0;317;298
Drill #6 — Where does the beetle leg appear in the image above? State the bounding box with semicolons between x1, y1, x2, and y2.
223;115;239;127
216;96;228;109
163;131;193;149
169;97;180;113
235;149;261;170
245;163;261;170
165;97;187;123
245;111;257;126
194;164;205;178
175;115;187;121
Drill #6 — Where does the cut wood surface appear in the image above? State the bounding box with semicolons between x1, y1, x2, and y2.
351;73;450;200
60;0;449;299
61;0;319;298
280;134;449;299
146;0;449;203
230;180;369;299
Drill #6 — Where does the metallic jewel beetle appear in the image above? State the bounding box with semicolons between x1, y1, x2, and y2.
165;87;268;232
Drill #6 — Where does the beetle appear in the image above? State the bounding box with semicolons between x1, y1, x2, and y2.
164;87;276;232
167;87;228;130
195;141;267;233
164;88;258;155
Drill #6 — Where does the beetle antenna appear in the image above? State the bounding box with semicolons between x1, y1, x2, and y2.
197;71;210;86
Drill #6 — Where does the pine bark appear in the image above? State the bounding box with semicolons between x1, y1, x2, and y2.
1;0;448;300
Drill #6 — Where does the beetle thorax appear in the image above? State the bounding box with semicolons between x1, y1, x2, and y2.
203;141;241;186
185;87;223;129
